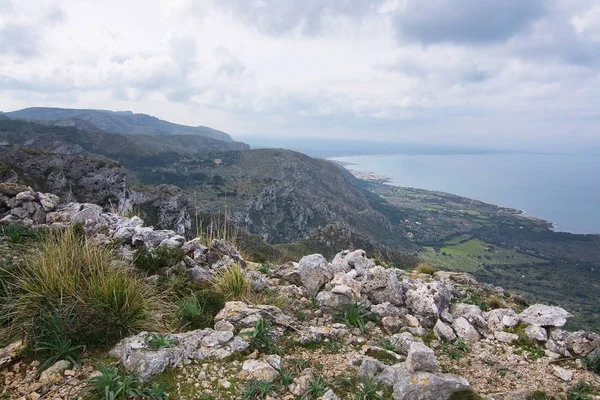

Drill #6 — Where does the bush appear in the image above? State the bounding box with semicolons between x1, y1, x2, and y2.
0;225;43;244
583;353;600;375
416;262;436;275
133;246;185;275
177;289;226;331
241;380;275;400
212;265;249;300
35;336;83;372
241;318;276;353
339;302;376;333
146;333;176;350
2;229;169;349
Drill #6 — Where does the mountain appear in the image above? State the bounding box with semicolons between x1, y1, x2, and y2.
3;107;233;142
0;117;249;165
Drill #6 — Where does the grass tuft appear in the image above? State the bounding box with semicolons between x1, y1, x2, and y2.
212;264;250;300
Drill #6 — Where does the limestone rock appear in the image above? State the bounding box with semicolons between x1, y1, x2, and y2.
363;266;404;307
434;319;457;342
299;254;333;296
0;340;25;369
289;368;315;397
331;249;375;277
389;332;424;356
494;331;519;344
239;358;279;382
551;365;573;382
519;304;572;327
406;342;439;373
452;317;481;343
564;331;600;356
39;360;71;384
214;301;295;329
525;325;548;342
405;279;453;327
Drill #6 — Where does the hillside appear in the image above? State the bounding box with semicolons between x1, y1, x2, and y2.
1;192;599;399
3;107;233;141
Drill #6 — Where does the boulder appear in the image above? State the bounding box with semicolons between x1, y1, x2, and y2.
370;302;406;319
564;331;600;356
39;360;71;384
494;331;519;344
551;365;573;382
525;325;548;342
452;317;481;343
331;249;375;277
109;329;249;382
299;254;333;296
182;238;207;254
374;364;471;400
214;301;295;329
317;290;352;309
205;239;246;267
363;266;404;307
239;358;280;382
289;368;316;397
404;280;453;326
434;320;457;342
132;228;177;248
389;332;424;356
272;262;303;286
38;192;60;212
0;340;25;369
519;304;572;327
406;342;439;373
487;308;519;331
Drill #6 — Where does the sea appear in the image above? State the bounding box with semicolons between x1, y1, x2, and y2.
329;153;600;234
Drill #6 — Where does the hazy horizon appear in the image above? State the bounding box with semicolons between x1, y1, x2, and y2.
1;1;599;153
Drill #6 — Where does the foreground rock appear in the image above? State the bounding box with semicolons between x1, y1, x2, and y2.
109;329;248;381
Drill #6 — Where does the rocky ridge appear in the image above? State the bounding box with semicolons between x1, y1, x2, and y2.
0;190;599;399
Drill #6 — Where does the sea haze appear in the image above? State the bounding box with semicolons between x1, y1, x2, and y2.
330;153;600;234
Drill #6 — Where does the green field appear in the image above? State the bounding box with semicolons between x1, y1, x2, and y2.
421;238;545;273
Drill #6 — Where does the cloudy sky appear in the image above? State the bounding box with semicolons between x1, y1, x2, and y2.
1;0;599;151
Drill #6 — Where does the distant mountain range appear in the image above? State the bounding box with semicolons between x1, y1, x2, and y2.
2;107;233;142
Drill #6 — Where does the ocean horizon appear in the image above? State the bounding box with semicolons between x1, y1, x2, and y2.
330;153;600;235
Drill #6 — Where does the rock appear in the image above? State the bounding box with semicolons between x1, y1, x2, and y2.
289;368;315;397
551;365;573;382
39;360;71;384
519;304;572;327
247;271;269;292
381;317;404;334
214;320;235;332
187;266;213;284
214;301;295;329
525;325;548;342
331;249;375;277
363;266;404;307
487;308;519;331
451;303;493;339
0;182;30;197
272;262;303;286
15;191;36;202
0;340;25;369
374;363;471;400
371;302;405;318
405;279;453;327
38;192;60;212
321;389;340;400
109;329;249;381
358;357;386;379
206;239;246;267
159;237;184;248
329;272;362;300
299;254;333;296
434;320;457;342
452;317;481;343
239;359;279;382
406;342;439;373
182;238;207;254
317;290;352;309
389;332;424;356
132;228;177;248
494;331;519;344
564;331;600;356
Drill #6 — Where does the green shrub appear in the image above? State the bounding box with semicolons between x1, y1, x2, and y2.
416;262;436;275
85;366;143;400
280;369;295;386
177;289;226;330
241;380;275;400
443;340;470;360
146;333;176;350
212;265;249;300
241;318;276;353
306;375;327;398
35;336;83;372
583;353;600;375
3;229;169;349
339;302;376;333
133;246;185;275
0;225;43;244
353;377;391;400
567;380;596;400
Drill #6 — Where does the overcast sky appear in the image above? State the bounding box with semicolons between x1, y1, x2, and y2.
1;0;599;151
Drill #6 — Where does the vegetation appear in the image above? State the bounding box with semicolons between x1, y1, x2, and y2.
583;352;600;375
0;225;43;244
1;228;169;349
416;261;436;275
133;246;185;275
240;380;275;400
35;336;83;372
339;302;376;333
146;333;176;350
84;365;169;400
240;318;276;354
212;264;250;300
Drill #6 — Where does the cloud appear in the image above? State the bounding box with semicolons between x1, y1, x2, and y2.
0;24;41;57
213;0;377;36
390;0;549;45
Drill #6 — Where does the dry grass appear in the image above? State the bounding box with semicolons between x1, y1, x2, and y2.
416;261;437;275
2;228;171;348
211;264;250;301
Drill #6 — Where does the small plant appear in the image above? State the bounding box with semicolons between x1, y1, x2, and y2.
443;340;470;360
143;382;170;400
280;369;295;386
146;333;176;350
583;352;600;375
241;380;275;400
177;295;204;330
212;265;249;300
376;338;396;352
310;296;319;309
323;340;342;354
0;225;42;244
339;302;376;333
35;336;83;372
133;246;185;275
416;262;436;275
567;380;596;400
306;375;327;398
241;318;276;353
288;358;311;373
259;263;274;275
85;366;143;400
354;377;387;400
487;296;504;309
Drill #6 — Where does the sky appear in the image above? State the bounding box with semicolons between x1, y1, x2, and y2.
0;0;599;152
